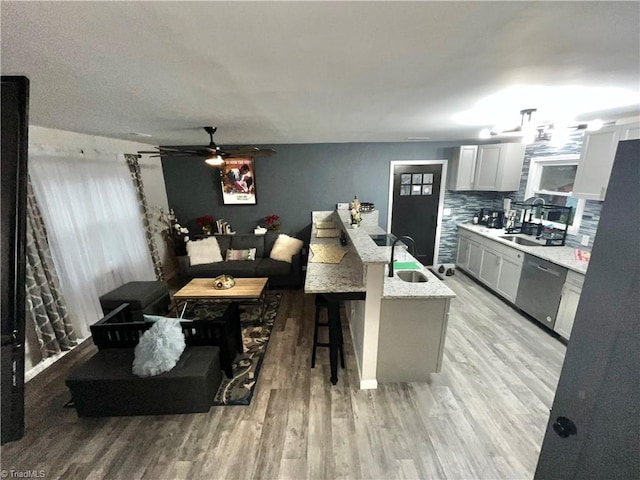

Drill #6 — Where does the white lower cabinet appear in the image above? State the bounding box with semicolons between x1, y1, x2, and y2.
554;271;585;340
456;235;471;269
467;241;483;277
457;228;584;337
479;247;500;288
456;230;524;302
495;255;523;303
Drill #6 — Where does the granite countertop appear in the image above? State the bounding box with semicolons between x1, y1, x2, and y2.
458;224;589;275
305;211;366;294
382;247;456;299
305;210;456;299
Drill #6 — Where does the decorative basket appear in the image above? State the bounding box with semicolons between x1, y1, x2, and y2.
213;275;235;290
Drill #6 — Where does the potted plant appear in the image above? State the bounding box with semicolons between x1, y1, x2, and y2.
197;215;216;236
265;214;281;231
154;208;190;256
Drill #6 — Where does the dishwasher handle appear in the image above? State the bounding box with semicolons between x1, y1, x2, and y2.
534;263;561;277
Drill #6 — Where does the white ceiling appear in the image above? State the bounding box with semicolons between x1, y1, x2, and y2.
2;1;639;147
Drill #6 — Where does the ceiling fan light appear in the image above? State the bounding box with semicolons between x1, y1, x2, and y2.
205;155;225;166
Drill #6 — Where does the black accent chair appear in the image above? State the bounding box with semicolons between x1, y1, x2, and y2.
65;302;242;417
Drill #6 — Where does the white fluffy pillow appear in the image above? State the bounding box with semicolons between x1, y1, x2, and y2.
269;234;304;263
186;237;223;266
132;318;186;377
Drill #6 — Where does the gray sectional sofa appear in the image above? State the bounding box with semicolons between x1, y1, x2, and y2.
177;231;304;288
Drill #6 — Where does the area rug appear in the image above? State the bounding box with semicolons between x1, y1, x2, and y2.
64;292;281;410
182;292;281;406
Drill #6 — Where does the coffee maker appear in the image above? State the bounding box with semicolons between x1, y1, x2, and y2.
478;208;504;228
487;210;504;229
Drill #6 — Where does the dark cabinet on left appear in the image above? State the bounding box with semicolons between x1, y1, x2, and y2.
1;76;29;444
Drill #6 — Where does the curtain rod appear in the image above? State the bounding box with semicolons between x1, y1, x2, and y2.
28;144;140;158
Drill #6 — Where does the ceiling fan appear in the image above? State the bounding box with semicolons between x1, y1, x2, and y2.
138;126;276;165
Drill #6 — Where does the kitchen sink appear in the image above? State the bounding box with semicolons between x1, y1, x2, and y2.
499;236;542;247
396;270;428;283
370;233;397;246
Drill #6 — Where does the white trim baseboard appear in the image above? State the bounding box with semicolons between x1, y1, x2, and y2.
24;336;91;382
360;379;378;390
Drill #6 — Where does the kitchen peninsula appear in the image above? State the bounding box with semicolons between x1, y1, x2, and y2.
305;210;455;389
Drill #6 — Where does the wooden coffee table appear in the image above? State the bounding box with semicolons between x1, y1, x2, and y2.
173;277;269;321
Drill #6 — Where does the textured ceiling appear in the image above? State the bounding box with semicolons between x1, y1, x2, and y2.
2;1;639;147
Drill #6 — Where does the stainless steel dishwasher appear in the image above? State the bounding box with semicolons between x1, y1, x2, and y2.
515;254;567;328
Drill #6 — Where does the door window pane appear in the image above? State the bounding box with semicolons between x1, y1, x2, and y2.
422;185;433;195
423;173;433;184
412;173;423;184
401;174;412;185
400;185;411;196
411;185;422;195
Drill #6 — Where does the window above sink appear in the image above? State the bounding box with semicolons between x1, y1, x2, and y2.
525;154;585;236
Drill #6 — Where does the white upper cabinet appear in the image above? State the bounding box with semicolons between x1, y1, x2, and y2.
446;145;478;191
474;143;525;191
447;143;524;191
573;122;640;201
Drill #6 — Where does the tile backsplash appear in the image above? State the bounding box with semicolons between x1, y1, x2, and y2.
438;132;602;265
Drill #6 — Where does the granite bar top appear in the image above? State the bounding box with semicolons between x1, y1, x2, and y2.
336;210;390;264
305;210;456;299
458;223;589;275
305;211;365;294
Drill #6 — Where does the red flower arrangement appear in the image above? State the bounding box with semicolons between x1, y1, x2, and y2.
196;215;215;227
265;214;279;226
265;214;280;231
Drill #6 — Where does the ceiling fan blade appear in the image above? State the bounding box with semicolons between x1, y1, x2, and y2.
225;146;277;157
141;126;277;160
156;147;188;152
257;148;276;156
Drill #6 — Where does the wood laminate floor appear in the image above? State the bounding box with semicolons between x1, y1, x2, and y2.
1;272;566;479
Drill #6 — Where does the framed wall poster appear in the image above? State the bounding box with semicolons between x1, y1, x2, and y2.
220;157;257;205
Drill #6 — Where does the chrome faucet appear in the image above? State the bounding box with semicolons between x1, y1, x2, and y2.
389;235;416;277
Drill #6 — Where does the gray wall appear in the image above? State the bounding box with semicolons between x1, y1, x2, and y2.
162;141;459;240
162;135;601;265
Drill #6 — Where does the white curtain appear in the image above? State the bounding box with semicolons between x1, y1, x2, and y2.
29;146;155;338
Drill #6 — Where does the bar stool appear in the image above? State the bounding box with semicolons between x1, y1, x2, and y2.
311;294;345;369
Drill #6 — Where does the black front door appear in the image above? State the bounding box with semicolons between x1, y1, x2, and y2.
390;163;442;266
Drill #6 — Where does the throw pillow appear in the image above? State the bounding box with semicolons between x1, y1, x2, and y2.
132;318;186;377
187;236;223;266
226;248;257;261
270;234;304;263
